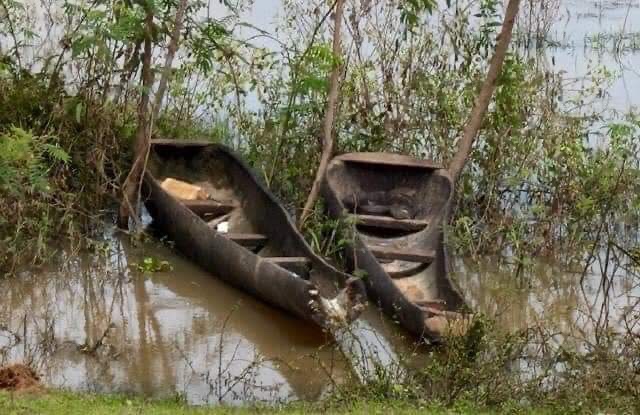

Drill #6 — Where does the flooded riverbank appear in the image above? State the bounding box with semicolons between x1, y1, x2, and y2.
0;233;350;404
1;0;640;408
543;0;640;112
1;229;637;404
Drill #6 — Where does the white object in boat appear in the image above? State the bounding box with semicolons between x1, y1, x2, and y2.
217;221;229;233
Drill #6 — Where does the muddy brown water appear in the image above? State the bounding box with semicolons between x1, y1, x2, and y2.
0;234;344;404
454;252;640;345
0;231;414;404
1;229;638;404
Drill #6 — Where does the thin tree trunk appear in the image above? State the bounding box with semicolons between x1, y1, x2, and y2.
118;5;155;229
447;0;521;183
114;41;141;105
152;0;188;121
299;0;346;228
267;1;338;185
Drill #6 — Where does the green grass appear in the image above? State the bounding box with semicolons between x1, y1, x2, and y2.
1;391;245;415
0;390;600;415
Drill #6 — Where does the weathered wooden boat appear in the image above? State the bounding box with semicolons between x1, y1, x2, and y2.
322;153;467;342
142;139;366;330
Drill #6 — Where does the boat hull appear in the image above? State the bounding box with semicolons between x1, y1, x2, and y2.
143;141;366;329
322;152;466;342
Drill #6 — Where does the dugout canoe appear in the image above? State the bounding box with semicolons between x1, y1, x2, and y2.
142;139;366;330
322;152;468;342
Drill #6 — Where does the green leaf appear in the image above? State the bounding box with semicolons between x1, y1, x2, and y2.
43;144;70;164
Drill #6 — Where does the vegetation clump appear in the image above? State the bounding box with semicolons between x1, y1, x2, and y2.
0;75;129;273
346;320;640;413
1;0;639;268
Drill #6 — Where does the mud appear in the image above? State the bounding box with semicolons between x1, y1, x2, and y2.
0;364;41;392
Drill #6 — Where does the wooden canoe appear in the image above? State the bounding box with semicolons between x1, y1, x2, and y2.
142;139;366;330
322;152;467;342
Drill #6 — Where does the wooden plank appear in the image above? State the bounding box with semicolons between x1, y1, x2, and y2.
227;233;268;247
384;262;429;278
369;246;435;263
207;213;231;229
181;199;236;217
335;152;441;170
161;178;208;200
350;214;428;232
264;257;310;265
264;257;311;275
415;300;447;311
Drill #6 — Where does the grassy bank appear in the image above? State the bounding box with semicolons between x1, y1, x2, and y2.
0;390;602;415
0;391;463;414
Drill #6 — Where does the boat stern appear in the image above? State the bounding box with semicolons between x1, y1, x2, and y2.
422;307;474;343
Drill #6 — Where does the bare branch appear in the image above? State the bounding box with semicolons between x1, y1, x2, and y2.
299;0;346;228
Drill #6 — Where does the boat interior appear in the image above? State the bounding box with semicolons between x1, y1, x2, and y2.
147;142;316;281
326;153;464;313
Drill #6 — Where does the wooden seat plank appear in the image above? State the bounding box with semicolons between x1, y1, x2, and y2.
369;246;435;263
181;199;236;217
350;214;428;232
383;262;429;278
227;233;268;247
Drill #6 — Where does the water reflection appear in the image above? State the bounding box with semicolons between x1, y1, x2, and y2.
454;251;640;344
0;234;350;404
2;231;639;403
